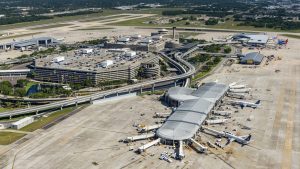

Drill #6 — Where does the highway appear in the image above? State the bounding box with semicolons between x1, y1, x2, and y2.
0;50;196;118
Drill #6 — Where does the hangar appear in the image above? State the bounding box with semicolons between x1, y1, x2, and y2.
240;52;264;65
0;37;61;51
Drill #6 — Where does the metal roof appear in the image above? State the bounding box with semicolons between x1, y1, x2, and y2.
166;83;228;102
191;82;229;102
166;87;197;102
232;34;269;44
0;69;30;73
12;116;33;126
11;37;60;47
157;98;214;141
157;82;228;141
241;52;264;64
247;35;269;44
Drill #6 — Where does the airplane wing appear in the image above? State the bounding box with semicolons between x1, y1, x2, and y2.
241;135;249;139
225;138;235;145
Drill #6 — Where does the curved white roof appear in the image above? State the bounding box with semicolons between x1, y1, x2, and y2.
166;87;197;102
157;82;228;141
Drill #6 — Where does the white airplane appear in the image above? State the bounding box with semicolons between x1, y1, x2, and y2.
205;119;228;125
212;110;232;116
229;82;237;87
224;132;252;145
229;88;251;93
229;100;261;109
229;84;247;89
202;127;252;145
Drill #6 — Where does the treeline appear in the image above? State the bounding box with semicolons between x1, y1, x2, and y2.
162;10;233;18
237;17;300;30
0;0;248;11
0;10;103;25
0;15;52;25
29;85;72;98
55;10;103;17
162;0;252;17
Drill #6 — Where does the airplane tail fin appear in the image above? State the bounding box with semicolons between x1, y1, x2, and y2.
245;134;252;141
255;100;261;105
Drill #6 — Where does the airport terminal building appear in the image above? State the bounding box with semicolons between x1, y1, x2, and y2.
232;34;269;46
157;82;229;141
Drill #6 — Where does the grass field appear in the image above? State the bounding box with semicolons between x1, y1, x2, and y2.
110;16;300;33
0;10;121;30
204;19;300;33
0;32;43;40
191;57;223;83
25;81;38;92
109;17;152;26
30;23;73;30
0;107;13;113
20;107;77;132
79;15;129;23
0;132;26;145
281;34;300;39
74;27;113;31
0;114;32;122
0;8;179;31
0;64;13;70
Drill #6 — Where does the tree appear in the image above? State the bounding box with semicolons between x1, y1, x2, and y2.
0;81;13;95
14;88;27;97
60;45;68;52
224;46;232;53
205;18;219;25
190;15;197;21
16;79;29;88
169;19;175;24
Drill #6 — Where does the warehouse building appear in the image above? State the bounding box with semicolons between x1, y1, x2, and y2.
240;52;264;65
232;34;269;46
11;116;34;129
0;37;61;51
33;49;160;85
157;82;228;141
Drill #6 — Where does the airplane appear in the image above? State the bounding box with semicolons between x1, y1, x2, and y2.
229;100;261;109
229;82;237;87
224;132;252;145
278;39;288;45
229;88;251;93
201;127;252;145
229;84;247;89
